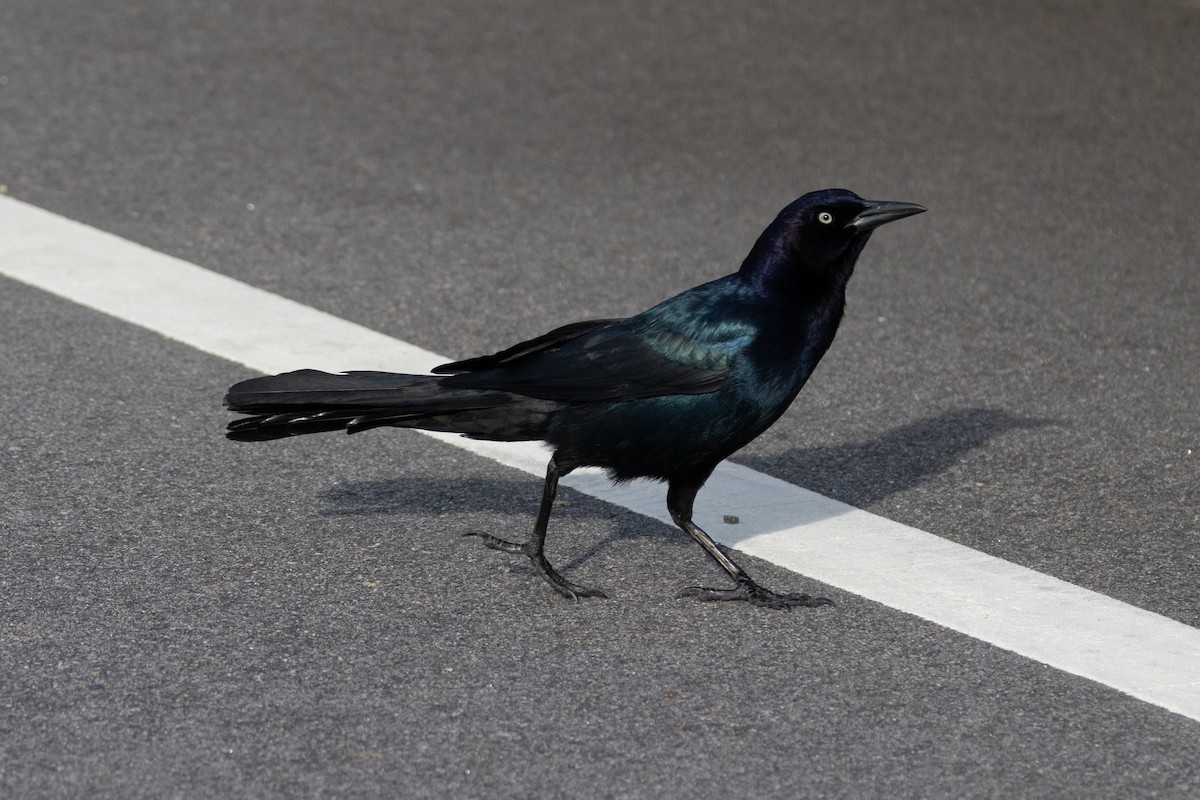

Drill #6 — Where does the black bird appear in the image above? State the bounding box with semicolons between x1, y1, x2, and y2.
225;189;925;608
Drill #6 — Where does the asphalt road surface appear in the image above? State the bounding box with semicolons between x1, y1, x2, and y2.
2;2;1199;798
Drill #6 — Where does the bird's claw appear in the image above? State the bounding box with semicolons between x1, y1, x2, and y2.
463;531;527;555
678;580;833;610
547;578;609;602
465;532;607;601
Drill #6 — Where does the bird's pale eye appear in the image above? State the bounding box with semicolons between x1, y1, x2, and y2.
817;211;834;225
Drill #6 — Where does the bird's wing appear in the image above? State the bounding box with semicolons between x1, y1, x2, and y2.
432;319;620;374
435;309;753;403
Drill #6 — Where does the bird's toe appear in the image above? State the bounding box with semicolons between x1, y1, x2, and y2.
678;581;833;610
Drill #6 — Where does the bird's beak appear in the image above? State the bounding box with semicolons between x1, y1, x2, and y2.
848;200;927;232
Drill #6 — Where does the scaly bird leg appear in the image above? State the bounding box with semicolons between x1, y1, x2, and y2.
667;481;833;610
466;460;607;601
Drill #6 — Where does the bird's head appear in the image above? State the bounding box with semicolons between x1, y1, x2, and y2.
740;188;925;296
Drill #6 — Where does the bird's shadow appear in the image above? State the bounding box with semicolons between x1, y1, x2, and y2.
319;407;1050;571
739;407;1052;508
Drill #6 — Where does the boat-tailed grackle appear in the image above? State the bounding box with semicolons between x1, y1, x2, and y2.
225;189;925;608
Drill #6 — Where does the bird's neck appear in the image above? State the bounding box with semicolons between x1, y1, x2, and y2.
739;256;848;305
738;230;870;300
737;242;862;390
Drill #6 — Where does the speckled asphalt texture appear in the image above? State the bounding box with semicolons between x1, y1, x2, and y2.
2;1;1198;797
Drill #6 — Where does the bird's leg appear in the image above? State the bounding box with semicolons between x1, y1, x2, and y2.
466;460;607;601
668;481;832;610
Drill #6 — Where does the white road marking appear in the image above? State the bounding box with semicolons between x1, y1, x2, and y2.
3;194;1198;722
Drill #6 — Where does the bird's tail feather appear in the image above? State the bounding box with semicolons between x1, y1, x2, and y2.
224;369;553;442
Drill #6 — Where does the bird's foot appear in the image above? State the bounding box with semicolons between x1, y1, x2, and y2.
464;532;608;602
464;531;528;556
678;578;833;610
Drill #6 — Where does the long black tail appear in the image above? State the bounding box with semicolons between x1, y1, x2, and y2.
224;369;556;442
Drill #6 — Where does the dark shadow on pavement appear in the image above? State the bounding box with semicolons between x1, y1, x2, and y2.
322;408;1046;518
739;408;1053;509
320;407;1050;574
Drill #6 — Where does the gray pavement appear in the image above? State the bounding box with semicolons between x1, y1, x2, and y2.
3;1;1199;797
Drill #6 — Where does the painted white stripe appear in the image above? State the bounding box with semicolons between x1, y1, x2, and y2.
3;194;1198;722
